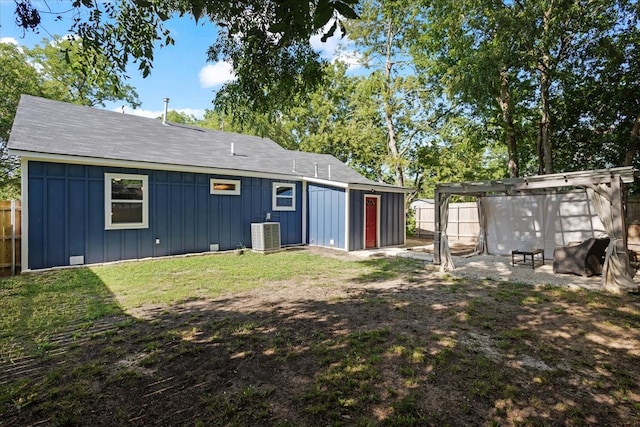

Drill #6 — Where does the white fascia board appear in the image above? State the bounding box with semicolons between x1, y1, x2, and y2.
303;177;349;188
303;176;409;194
11;151;304;182
347;183;411;194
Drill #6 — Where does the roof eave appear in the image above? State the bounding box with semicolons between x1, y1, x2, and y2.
303;176;411;193
12;150;304;181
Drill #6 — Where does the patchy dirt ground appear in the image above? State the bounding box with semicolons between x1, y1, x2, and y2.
2;247;640;426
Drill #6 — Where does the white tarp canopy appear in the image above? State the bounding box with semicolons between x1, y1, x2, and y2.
482;191;606;259
434;167;638;294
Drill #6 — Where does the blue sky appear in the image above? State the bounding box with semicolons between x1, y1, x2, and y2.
0;1;361;119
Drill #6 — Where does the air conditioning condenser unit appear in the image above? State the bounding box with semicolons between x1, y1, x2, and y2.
251;222;281;252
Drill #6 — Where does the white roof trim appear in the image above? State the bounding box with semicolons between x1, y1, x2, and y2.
303;176;411;193
12;151;303;181
12;150;411;193
303;177;349;188
348;183;411;193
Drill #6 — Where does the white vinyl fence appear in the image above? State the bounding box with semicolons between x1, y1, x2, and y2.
412;199;479;242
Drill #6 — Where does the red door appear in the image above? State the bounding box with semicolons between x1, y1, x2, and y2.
365;196;378;248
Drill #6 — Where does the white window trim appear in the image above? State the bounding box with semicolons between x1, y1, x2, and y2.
272;182;296;211
210;178;241;195
105;173;149;230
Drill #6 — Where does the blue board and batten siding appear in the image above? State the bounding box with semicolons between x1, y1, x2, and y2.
27;161;302;269
307;184;346;249
306;184;405;252
348;190;405;251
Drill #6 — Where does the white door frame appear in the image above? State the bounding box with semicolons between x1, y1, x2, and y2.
363;194;381;249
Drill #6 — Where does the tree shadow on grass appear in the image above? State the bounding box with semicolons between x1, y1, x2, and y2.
1;261;639;426
351;257;429;284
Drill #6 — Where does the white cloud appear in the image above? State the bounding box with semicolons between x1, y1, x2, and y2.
113;107;160;118
333;50;364;69
310;23;363;71
199;62;236;88
49;34;78;46
177;108;206;120
0;37;18;46
115;106;206;120
0;38;33;63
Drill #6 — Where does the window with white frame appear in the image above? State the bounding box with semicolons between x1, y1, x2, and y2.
210;178;241;195
105;173;149;230
272;182;296;211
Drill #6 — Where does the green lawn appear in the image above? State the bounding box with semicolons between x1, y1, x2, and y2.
0;251;413;359
1;250;638;426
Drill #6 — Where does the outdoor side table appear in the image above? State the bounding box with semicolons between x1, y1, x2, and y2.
511;249;544;269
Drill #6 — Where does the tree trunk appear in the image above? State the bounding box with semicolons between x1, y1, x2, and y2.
538;59;553;174
536;121;544;175
383;16;404;187
536;3;555;175
496;66;519;178
624;113;640;166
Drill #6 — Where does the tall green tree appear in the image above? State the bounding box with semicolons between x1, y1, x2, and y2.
0;43;44;195
196;108;297;150
0;36;142;196
275;64;388;181
418;114;506;197
415;0;637;177
516;0;622;174
552;1;640;173
0;44;41;144
163;110;197;125
27;36;140;108
414;0;540;178
200;63;388;181
347;0;435;187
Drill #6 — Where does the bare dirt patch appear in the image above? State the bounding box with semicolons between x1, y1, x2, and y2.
2;250;639;426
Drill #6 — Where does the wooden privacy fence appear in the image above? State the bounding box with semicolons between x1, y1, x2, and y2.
0;200;21;276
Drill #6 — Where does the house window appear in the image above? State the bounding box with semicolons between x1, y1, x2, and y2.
105;173;149;230
273;182;296;211
210;178;241;195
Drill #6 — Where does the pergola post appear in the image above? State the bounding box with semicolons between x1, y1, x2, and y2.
434;189;441;265
611;177;632;274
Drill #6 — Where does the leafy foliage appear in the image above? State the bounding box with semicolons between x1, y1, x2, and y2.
411;0;640;183
27;37;140;108
13;0;360;113
10;0;640;197
552;2;640;172
0;36;140;196
201;64;388;181
347;0;433;187
0;43;43;196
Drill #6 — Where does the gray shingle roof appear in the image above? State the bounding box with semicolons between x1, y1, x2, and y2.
8;95;404;190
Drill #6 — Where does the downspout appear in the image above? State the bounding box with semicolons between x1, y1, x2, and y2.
345;188;350;251
302;181;307;245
